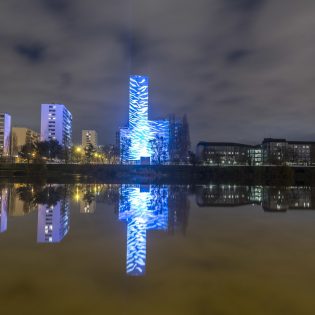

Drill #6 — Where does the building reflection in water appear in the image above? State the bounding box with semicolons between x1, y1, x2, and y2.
0;188;8;233
37;200;70;243
196;185;315;212
119;185;169;276
3;182;315;274
36;185;70;243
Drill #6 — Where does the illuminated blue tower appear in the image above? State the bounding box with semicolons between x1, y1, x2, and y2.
119;185;169;276
120;76;170;164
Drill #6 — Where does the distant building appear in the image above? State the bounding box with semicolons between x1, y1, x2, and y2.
0;113;11;157
40;104;72;147
169;114;191;163
196;138;315;166
196;142;251;166
82;130;98;148
287;141;315;166
262;138;315;166
248;145;263;166
261;138;287;165
11;127;39;156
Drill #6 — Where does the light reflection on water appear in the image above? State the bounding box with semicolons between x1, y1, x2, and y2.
1;183;315;314
1;184;315;275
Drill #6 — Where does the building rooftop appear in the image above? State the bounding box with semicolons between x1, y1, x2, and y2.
197;141;253;148
262;138;286;144
287;141;315;145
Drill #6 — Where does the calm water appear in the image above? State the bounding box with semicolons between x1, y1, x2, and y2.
1;183;315;314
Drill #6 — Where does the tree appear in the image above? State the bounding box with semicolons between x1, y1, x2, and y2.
149;135;168;165
71;146;84;163
47;139;63;160
34;185;64;207
61;147;71;164
19;143;36;163
84;144;96;163
35;139;63;161
101;145;119;164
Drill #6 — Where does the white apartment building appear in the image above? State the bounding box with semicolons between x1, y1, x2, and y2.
0;113;11;157
40;104;72;147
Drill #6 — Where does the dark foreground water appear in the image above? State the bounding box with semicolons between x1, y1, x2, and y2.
1;183;315;314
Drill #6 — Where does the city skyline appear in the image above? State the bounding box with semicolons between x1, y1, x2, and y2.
0;1;314;146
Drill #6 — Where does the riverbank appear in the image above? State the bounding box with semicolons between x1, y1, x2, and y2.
0;163;314;185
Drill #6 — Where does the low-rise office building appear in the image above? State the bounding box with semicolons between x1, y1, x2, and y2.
248;145;263;166
196;142;251;165
197;138;315;166
261;138;287;165
262;138;315;166
287;141;315;166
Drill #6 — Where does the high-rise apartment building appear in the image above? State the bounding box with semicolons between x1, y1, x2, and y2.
169;114;191;162
0;113;11;157
40;104;72;147
11;127;39;156
82;130;98;148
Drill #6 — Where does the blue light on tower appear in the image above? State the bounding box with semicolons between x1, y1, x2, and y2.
119;185;169;276
120;75;170;164
129;76;150;160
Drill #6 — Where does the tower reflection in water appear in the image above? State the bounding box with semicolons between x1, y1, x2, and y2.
8;183;315;274
119;185;169;276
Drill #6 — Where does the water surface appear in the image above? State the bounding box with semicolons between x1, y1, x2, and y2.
1;183;315;314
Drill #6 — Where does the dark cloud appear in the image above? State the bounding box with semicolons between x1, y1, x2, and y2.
116;29;148;70
0;0;315;147
41;0;71;14
14;42;46;63
59;72;72;88
224;0;266;12
225;49;252;64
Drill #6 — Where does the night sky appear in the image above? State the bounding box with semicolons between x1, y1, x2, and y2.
0;0;315;146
